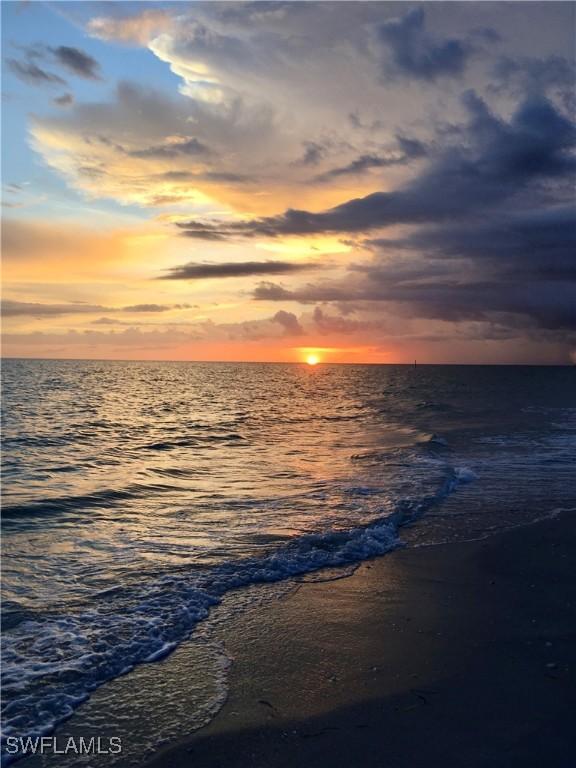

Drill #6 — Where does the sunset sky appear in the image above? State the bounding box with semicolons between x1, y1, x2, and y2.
2;1;575;364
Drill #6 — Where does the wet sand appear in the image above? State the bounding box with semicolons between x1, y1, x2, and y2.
147;513;576;768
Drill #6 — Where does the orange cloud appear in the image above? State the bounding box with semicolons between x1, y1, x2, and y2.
87;10;175;46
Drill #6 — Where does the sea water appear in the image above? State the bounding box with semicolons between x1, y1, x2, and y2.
2;361;575;765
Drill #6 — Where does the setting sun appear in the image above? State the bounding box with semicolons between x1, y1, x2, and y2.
306;354;320;366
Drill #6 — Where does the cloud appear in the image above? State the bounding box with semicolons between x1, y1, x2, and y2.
159;260;319;281
7;44;100;87
91;317;124;326
181;91;574;239
21;5;503;216
370;206;576;281
315;136;427;182
244;87;576;340
7;58;66;87
1;301;107;318
49;46;102;80
272;310;303;336
312;306;374;335
123;303;192;313
377;7;482;81
177;229;228;242
253;282;296;301
88;10;174;45
28;80;281;209
253;268;576;333
203;171;254;183
491;55;575;97
1;301;190;318
396;135;428;158
6;2;575;364
1;316;287;357
350;253;576;332
53;93;74;107
294;141;330;167
315;153;403;182
128;137;210;159
20;3;575;226
50;4;437;212
253;281;350;304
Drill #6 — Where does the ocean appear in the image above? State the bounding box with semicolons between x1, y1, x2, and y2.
2;360;575;765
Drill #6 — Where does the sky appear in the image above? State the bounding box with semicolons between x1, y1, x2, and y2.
1;1;575;364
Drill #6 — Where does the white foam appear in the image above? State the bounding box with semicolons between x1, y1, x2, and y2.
453;467;478;483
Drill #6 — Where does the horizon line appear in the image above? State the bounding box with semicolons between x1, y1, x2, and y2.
1;356;573;367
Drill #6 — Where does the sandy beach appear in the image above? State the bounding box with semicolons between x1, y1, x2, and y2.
147;513;576;768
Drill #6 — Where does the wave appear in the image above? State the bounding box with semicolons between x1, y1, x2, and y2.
0;484;176;525
0;466;474;762
417;433;449;447
141;433;246;451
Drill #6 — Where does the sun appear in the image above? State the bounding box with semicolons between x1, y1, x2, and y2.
306;354;320;366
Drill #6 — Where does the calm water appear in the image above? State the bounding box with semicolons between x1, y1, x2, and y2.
2;360;575;764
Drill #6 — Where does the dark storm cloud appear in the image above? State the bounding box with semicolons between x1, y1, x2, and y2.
370;206;576;281
293;140;330;167
382;280;576;332
315;153;404;182
396;135;428;159
7;58;66;86
49;46;102;80
246;86;576;337
346;255;576;331
377;7;486;81
491;55;575;97
253;270;576;332
159;261;319;281
179;91;574;241
315;136;427;182
253;234;576;329
272;310;303;336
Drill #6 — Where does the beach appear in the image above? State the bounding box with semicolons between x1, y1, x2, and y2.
147;513;576;768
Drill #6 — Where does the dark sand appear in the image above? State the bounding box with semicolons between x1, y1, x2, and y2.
148;515;576;768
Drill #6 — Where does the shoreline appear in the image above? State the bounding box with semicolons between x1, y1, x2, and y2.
147;513;576;768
